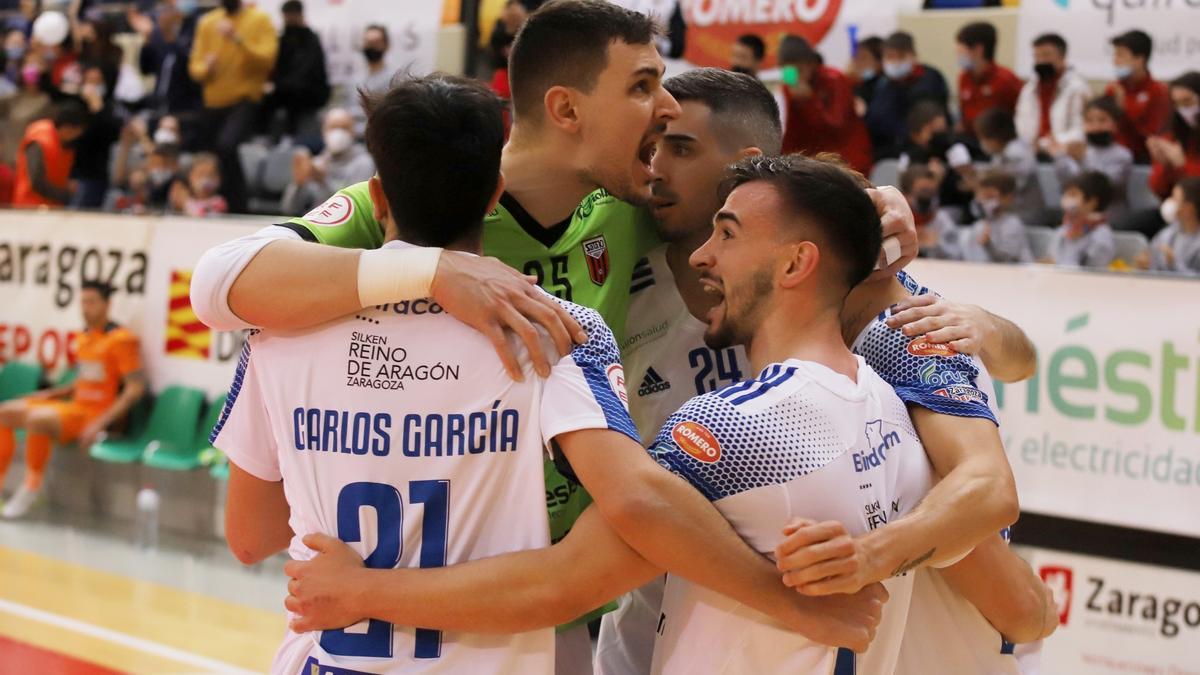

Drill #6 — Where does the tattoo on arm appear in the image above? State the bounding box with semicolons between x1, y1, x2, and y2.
890;548;935;577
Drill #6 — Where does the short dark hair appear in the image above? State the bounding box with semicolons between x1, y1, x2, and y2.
1085;95;1122;122
509;0;657;121
281;0;303;14
858;36;883;62
883;31;915;55
719;154;882;291
778;34;820;66
664;68;781;154
365;24;389;47
1177;176;1200;212
1111;30;1152;61
900;163;937;194
736;34;765;62
907;100;945;136
1032;33;1066;56
81;280;115;300
956;22;997;62
974;107;1017;143
53;100;88;129
1063;171;1113;212
978;168;1017;196
361;74;504;248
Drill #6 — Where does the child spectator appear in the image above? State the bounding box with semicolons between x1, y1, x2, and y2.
960;169;1032;263
1046;171;1116;268
901;163;960;259
1147;72;1200;200
1051;97;1133;208
955;21;1023;137
1140;176;1200;274
974;107;1045;224
112;167;152;214
1104;30;1170;164
171;152;226;217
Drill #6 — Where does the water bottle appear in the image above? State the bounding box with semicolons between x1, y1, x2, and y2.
135;486;160;550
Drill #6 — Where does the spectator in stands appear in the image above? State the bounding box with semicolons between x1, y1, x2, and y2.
0;280;145;519
74;18;122;94
960;169;1031;263
1051;97;1132;217
1147;72;1200;200
778;35;872;174
894;100;975;218
1045;172;1116;268
1016;33;1089;153
865;31;949;157
112;166;153;214
281;107;374;215
849;35;882;121
170;151;227;217
0;51;52;165
137;5;203;137
32;12;81;98
114;117;181;212
346;24;393;136
901;163;960;259
68;65;121;209
12;100;86;207
1140;176;1200;274
2;28;26;89
488;1;530;100
1105;30;1170;164
974;107;1045;223
266;0;329;143
188;0;278;214
956;21;1022;138
0;138;12;205
730;33;765;78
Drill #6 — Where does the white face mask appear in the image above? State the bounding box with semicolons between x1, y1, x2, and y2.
883;60;912;80
324;128;354;155
1160;198;1179;225
1177;104;1200;128
149;168;174;187
154;128;180;146
978;198;1000;218
1061;196;1082;215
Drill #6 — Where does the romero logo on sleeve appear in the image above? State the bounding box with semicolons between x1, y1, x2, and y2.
906;337;957;357
671;421;721;463
606;363;629;406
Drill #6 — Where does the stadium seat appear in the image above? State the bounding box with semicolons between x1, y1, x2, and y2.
1026;226;1057;260
1112;230;1150;265
1036;164;1062;208
0;362;43;401
237;143;269;199
869;159;900;188
91;386;205;465
1127;165;1160;212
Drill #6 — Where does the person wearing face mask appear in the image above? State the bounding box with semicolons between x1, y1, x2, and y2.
0;52;52;165
1139;177;1200;275
1015;33;1089;152
729;33;765;79
865;31;949;158
13;99;86;207
2;28;26;90
345;24;393;136
67;65;122;209
893;101;975;220
265;0;330;144
137;5;204;123
1044;172;1116;269
172;151;227;217
901;163;960;260
955;22;1022;139
1147;72;1200;201
959;169;1032;264
1104;30;1169;164
188;0;279;214
1052;97;1132;219
280;107;374;215
778;35;873;174
972;107;1045;224
848;36;882;117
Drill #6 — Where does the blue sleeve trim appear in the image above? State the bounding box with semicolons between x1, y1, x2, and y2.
561;301;640;444
209;330;257;443
891;384;999;425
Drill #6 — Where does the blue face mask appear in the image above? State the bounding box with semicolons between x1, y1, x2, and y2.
1115;64;1133;80
958;54;975;72
5;46;23;62
859;67;877;81
177;0;198;14
883;60;912;80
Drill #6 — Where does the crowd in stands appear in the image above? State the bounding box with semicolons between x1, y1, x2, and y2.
0;0;1197;276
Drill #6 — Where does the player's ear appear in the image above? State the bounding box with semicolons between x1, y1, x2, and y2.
544;86;581;134
779;240;819;290
486;173;506;214
368;175;390;223
737;146;763;160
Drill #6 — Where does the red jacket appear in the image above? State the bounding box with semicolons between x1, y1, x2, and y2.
782;65;873;175
959;63;1023;134
1104;76;1171;164
1149;138;1200;199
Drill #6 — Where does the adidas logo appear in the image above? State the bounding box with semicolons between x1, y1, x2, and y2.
638;367;672;396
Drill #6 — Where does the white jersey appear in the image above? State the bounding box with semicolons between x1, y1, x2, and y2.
212;242;640;675
621;246;748;445
647;357;933;675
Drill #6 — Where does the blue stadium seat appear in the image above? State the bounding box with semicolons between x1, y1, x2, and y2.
1127;165;1160;212
1026;226;1056;261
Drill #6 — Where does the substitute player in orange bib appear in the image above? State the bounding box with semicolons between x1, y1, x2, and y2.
0;280;146;518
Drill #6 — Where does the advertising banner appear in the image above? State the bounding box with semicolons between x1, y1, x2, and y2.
1016;546;1200;675
1017;0;1200;81
907;260;1199;540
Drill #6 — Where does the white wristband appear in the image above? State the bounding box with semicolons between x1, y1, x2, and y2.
357;247;444;307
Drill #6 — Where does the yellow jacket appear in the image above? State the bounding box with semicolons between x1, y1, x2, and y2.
188;6;278;109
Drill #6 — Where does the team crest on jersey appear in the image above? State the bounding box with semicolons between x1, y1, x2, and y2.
302;194;354;226
606;363;629;406
906;337;956;357
582;235;610;286
672;421;721;463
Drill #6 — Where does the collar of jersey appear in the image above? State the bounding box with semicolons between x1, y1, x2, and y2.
499;192;573;249
776;356;870;402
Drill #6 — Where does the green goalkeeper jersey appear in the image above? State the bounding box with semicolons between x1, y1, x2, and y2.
281;181;659;628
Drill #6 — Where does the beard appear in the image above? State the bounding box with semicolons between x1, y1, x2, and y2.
703;268;774;350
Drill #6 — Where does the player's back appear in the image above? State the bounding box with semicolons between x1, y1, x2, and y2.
647;358;933;675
